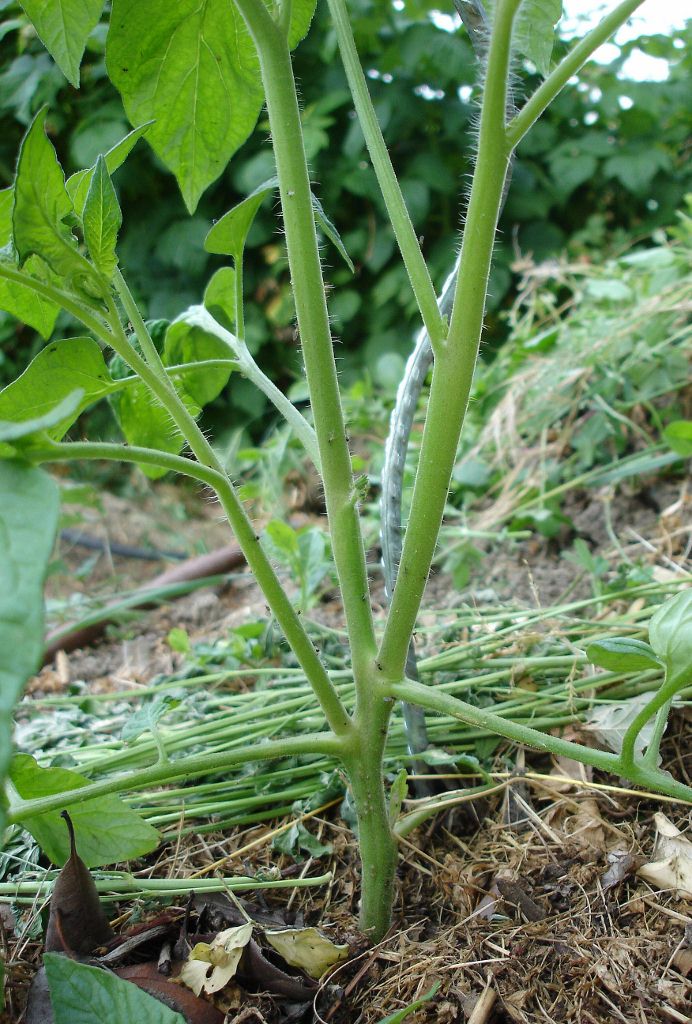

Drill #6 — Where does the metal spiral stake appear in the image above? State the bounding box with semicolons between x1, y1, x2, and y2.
380;0;515;787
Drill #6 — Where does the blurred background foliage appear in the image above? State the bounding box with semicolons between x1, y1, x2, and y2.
0;0;690;436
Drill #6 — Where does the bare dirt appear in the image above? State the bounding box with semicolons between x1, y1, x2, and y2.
4;468;691;1024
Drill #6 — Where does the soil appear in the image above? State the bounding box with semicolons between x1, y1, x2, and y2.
3;468;691;1024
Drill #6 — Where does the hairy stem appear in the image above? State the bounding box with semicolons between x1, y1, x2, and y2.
7;733;343;823
377;0;518;682
343;677;398;939
620;670;690;775
31;440;230;488
0;264;112;342
231;0;376;682
327;0;445;353
101;295;350;734
174;305;319;466
388;678;692;803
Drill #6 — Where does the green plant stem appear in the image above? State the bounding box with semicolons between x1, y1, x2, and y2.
377;0;518;683
642;699;673;769
341;676;398;938
33;440;346;733
31;440;229;489
231;0;376;682
394;782;502;838
214;472;352;734
114;267;174;379
101;300;351;735
388;678;692;803
6;733;342;824
0;264;112;342
507;0;647;148
116;351;315;458
235;259;245;340
33;290;348;737
620;670;691;774
0;874;331;900
134;358;239;381
175;306;319;466
326;0;445;353
275;0;292;37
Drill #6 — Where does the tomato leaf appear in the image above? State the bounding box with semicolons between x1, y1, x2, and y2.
44;955;186;1024
585;637;663;674
0;465;58;841
12;109;86;281
107;0;265;213
82;156;122;278
163;319;235;407
0;338;116;443
108;318;234;476
66;122;153;216
18;0;104;87
311;193;354;273
0;390;84;446
203;267;236;332
648;589;692;685
388;768;408;825
10;754;160;868
205;178;278;258
0;188;59;337
0;265;60;341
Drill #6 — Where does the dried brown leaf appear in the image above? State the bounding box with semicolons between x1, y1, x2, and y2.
264;926;349;979
601;850;639;892
44;811;114;955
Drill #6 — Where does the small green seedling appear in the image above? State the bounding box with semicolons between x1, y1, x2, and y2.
586;588;692;771
0;0;690;957
121;694;183;764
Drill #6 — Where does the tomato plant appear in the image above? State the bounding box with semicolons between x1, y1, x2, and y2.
0;0;690;949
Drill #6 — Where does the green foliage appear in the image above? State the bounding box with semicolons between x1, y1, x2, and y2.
648;589;692;684
376;982;440;1024
273;814;333;861
1;3;688;414
106;0;316;212
82;154;121;278
121;694;182;744
65;122;152;216
10;753;160;867
586;637;662;674
0;462;58;838
387;768;408;826
264;519;332;610
206;176;354;275
13;108;92;284
487;0;562;75
205;176;278;258
106;0;265;213
0;106;236;464
663;420;692;457
0;186;60;337
18;0;103;87
0;0;690;958
447;231;692;545
0;337;115;445
44;954;186;1024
